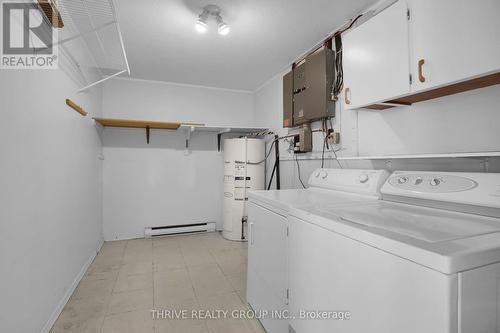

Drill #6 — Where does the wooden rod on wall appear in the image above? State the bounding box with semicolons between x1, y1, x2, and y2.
37;0;64;28
66;99;88;116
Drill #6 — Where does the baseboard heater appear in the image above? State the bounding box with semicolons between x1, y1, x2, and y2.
144;222;216;238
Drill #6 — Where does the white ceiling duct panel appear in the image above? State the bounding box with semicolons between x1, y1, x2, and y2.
46;0;130;91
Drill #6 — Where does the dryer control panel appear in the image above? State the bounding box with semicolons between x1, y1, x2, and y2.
388;173;477;193
382;171;500;209
308;168;390;198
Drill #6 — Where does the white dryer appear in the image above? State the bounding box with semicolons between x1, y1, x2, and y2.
246;168;390;333
288;171;500;333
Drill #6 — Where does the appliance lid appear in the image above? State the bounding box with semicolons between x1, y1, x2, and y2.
248;168;391;213
329;201;500;243
290;200;500;274
248;189;309;213
248;187;379;213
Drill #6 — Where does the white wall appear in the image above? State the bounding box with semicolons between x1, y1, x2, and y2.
357;85;500;156
0;70;103;333
102;78;254;126
101;78;255;240
254;75;500;190
254;74;352;190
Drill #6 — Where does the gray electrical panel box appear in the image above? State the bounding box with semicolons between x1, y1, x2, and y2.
283;71;293;128
283;46;335;127
293;62;306;91
305;47;335;120
293;63;307;125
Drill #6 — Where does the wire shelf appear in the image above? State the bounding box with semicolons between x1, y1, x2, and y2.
53;0;130;91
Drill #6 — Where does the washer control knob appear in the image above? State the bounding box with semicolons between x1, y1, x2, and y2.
430;178;441;186
359;174;369;183
414;178;423;185
397;177;408;184
320;171;328;179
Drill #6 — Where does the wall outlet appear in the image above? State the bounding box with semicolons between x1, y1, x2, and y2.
327;130;340;145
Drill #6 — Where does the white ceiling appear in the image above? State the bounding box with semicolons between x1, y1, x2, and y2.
114;0;377;91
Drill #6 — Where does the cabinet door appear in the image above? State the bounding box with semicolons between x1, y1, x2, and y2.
409;0;500;92
343;0;410;109
247;202;288;333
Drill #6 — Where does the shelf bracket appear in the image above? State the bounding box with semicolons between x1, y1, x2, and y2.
385;160;393;170
217;134;222;152
481;157;490;173
185;126;196;155
217;129;231;152
146;126;150;144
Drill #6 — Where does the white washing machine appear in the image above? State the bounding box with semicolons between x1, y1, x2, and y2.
288;171;500;333
246;168;390;333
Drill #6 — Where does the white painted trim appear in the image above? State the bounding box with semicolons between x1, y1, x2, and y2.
104;234;145;242
278;152;500;162
40;238;104;333
110;77;254;94
337;152;500;160
280;157;338;162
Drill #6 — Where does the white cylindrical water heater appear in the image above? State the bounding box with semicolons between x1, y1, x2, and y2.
223;138;265;241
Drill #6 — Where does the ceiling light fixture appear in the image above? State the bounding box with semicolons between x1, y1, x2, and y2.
195;5;230;36
196;10;209;33
216;14;230;36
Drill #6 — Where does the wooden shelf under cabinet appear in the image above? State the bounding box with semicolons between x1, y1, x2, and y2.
363;72;500;110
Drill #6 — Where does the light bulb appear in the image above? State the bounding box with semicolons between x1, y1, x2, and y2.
195;20;207;33
218;22;230;35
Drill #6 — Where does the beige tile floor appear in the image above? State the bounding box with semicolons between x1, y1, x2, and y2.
50;232;266;333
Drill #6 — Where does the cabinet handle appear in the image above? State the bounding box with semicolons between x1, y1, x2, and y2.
418;59;426;82
345;88;351;105
249;222;255;245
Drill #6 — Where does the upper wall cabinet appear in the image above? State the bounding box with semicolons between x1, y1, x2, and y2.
343;0;500;110
343;0;410;110
409;0;500;92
